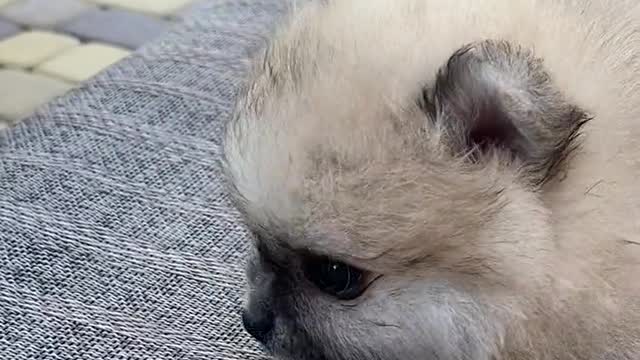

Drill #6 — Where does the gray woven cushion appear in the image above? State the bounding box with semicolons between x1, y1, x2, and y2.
0;1;290;358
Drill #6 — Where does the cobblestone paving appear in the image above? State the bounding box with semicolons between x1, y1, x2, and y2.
0;0;196;128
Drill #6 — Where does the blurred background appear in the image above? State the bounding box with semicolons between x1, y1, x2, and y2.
0;0;197;129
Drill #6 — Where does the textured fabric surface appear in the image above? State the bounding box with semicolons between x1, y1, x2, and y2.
0;0;291;358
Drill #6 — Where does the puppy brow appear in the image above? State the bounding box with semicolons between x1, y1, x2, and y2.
253;231;301;269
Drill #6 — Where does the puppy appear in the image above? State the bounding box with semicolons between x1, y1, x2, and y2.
221;0;640;359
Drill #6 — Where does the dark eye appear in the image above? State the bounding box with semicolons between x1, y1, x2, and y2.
304;257;366;300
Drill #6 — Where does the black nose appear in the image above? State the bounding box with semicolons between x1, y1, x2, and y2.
242;308;275;344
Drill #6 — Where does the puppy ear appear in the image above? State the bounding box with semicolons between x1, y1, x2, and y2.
425;40;590;186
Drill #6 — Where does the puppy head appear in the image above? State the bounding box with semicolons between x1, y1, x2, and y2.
221;38;588;360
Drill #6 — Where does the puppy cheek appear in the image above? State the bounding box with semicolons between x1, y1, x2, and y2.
316;283;502;359
273;297;329;357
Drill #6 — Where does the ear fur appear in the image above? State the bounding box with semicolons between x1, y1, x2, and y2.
424;40;591;186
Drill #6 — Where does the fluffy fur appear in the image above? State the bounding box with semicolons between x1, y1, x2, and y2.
221;0;640;359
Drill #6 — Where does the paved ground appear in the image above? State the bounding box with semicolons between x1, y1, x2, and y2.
0;0;196;129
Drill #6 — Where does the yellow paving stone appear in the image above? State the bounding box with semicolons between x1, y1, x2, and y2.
35;42;130;83
0;69;73;122
0;30;80;68
0;0;16;9
87;0;193;16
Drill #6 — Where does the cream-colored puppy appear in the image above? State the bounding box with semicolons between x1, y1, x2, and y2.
221;0;640;359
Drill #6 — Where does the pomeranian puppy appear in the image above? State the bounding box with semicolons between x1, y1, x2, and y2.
221;0;640;359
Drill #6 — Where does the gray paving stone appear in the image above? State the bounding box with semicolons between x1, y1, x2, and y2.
58;9;171;50
0;0;94;28
0;18;18;40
